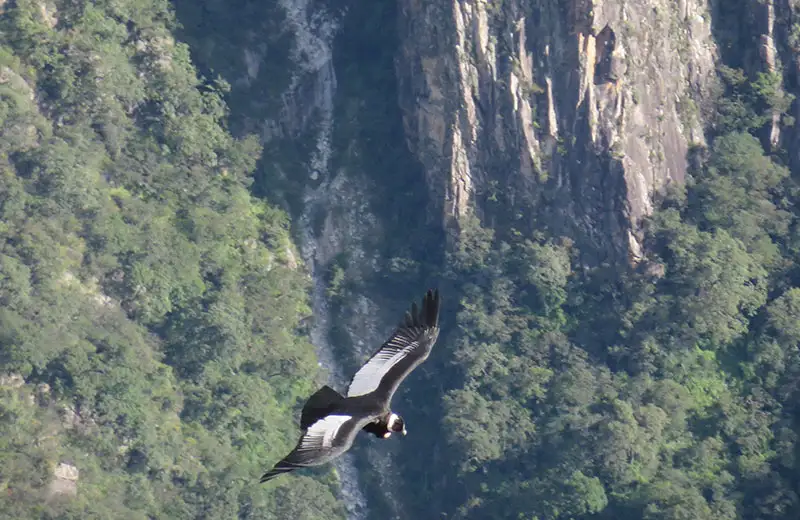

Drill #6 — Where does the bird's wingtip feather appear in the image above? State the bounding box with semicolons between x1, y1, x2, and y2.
400;289;440;329
259;461;298;483
422;288;440;328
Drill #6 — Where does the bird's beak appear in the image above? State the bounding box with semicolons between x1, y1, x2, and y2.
402;428;407;436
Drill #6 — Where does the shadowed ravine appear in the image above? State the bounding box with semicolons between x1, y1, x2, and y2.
299;204;369;520
295;64;370;519
278;1;370;518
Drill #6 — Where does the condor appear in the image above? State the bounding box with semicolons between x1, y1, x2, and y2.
260;289;441;483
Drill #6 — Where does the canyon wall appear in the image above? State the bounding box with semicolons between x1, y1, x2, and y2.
396;0;718;262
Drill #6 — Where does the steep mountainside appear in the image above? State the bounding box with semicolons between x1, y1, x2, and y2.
0;1;345;518
187;0;800;518
5;0;800;519
397;0;717;262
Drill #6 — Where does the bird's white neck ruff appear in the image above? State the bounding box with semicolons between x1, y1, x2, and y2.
387;413;400;430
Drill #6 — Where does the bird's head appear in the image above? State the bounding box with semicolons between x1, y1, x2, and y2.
386;412;406;437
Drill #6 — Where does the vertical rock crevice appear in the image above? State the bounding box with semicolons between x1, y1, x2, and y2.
397;0;718;263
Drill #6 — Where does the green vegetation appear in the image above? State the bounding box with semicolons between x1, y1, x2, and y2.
715;66;795;134
0;1;344;518
171;0;292;131
390;66;800;518
5;1;800;520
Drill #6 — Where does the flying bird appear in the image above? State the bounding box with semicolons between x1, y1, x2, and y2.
260;289;441;483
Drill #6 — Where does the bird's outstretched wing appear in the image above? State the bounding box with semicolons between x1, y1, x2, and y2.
346;289;441;404
260;413;366;483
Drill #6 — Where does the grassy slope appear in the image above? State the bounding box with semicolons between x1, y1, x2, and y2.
0;1;345;518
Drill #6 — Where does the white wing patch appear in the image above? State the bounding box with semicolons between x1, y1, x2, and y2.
347;335;417;397
299;414;351;451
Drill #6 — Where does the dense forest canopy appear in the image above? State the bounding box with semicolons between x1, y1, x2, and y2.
0;1;344;518
292;1;800;518
417;35;800;520
3;0;800;519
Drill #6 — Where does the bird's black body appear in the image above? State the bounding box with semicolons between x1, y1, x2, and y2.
301;384;395;436
301;384;403;439
260;289;440;483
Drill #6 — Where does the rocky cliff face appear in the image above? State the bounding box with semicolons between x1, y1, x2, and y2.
767;0;800;166
236;0;723;517
397;0;718;262
180;0;800;518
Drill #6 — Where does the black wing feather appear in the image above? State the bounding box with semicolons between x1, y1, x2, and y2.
345;289;441;404
300;385;344;429
260;413;368;483
259;460;303;483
